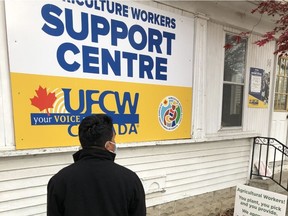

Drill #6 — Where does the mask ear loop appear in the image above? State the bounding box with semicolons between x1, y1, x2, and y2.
105;141;116;153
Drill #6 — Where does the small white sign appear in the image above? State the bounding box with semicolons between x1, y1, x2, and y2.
234;184;287;216
250;75;262;93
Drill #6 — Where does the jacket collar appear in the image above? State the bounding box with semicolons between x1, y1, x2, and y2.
73;147;116;162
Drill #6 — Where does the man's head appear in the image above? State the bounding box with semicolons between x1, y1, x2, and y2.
78;114;114;149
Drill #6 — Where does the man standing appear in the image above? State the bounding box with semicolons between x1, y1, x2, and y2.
47;114;146;216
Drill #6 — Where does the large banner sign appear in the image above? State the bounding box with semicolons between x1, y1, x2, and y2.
5;0;194;149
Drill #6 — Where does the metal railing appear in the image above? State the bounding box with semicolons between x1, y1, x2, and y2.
250;136;288;191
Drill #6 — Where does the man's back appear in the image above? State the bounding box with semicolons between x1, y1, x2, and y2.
47;148;146;216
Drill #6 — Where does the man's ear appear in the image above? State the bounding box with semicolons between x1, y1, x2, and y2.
104;141;114;152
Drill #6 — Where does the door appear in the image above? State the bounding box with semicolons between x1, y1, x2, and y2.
270;57;288;161
271;112;288;144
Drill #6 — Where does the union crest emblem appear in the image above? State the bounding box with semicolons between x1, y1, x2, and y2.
158;96;183;131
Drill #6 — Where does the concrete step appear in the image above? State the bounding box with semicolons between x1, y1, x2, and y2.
249;160;288;195
248;172;288;196
248;166;288;215
269;160;288;174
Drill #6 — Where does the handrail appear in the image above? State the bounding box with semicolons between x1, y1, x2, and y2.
250;136;288;191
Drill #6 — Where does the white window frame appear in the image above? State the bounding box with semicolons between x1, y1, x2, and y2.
0;1;14;150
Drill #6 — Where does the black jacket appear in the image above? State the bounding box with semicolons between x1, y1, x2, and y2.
47;148;146;216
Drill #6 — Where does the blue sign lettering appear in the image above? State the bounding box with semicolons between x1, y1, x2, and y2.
30;88;139;136
41;3;175;81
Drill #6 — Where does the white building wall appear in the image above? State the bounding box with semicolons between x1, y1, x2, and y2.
244;34;276;136
0;138;251;215
0;1;273;215
205;21;276;136
0;153;72;215
123;140;251;207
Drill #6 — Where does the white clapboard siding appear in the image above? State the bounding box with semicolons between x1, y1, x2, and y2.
117;138;251;207
0;152;73;171
244;34;276;136
0;195;46;212
0;138;251;214
121;151;249;174
0;153;72;215
0;186;45;203
0;204;46;216
0;176;50;192
0;164;67;183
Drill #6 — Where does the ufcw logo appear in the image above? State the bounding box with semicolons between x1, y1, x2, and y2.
30;86;139;136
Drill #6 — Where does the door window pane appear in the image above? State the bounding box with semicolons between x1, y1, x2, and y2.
274;57;288;111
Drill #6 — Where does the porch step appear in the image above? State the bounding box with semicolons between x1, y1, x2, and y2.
248;172;288;196
270;160;288;174
248;172;288;215
249;160;288;195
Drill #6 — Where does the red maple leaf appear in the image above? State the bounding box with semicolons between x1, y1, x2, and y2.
254;39;269;46
224;43;233;50
232;35;242;44
30;86;57;116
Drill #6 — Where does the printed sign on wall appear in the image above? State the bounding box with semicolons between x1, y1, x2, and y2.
248;67;270;108
5;0;194;149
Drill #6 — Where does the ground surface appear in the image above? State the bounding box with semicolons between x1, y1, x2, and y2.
220;208;233;216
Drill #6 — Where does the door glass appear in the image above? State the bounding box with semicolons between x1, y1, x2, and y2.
274;57;288;111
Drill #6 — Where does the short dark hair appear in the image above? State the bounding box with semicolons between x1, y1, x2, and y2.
78;114;113;148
